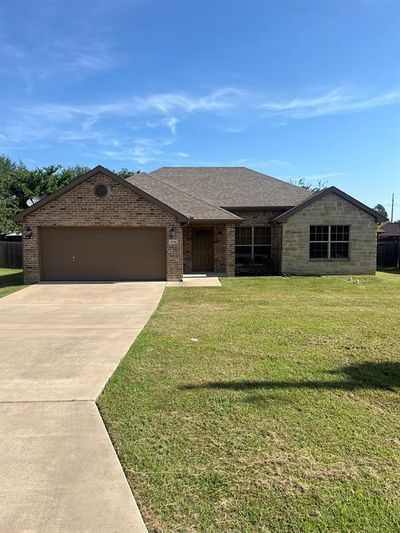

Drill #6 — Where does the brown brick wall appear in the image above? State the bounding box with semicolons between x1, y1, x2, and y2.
281;192;377;275
22;172;183;282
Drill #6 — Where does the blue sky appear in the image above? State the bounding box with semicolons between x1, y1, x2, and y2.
0;0;399;218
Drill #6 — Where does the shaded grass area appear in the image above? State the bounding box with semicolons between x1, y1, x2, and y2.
0;268;24;298
98;273;400;532
378;268;400;275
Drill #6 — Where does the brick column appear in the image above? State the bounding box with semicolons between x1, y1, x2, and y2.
166;225;183;281
225;225;236;277
23;223;40;283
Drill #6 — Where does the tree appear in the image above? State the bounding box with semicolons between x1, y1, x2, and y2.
373;204;388;220
0;155;23;235
289;178;328;193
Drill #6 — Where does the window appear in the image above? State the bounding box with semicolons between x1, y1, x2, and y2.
309;225;350;259
235;226;272;265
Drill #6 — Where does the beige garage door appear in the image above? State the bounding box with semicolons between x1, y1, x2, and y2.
40;227;166;281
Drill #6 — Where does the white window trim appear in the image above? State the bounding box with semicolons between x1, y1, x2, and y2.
309;225;350;260
235;226;272;262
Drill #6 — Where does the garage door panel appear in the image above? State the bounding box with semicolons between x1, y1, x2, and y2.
40;227;166;281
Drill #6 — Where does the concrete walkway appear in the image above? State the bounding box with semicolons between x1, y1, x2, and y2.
0;282;165;532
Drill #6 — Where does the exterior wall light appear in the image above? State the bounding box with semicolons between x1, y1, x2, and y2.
24;226;33;239
169;227;177;239
217;230;223;241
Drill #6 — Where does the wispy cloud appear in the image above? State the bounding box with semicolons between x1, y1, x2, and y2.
15;87;243;124
223;126;244;133
233;158;291;169
260;88;400;118
100;137;176;165
42;39;117;75
300;172;343;180
0;35;119;93
2;85;400;165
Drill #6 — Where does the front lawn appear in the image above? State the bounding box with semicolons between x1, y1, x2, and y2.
0;268;24;298
98;273;400;532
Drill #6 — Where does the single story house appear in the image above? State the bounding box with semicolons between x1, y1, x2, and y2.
16;165;384;282
378;221;400;241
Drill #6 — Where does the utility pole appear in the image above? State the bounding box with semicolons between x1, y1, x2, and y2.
391;193;395;222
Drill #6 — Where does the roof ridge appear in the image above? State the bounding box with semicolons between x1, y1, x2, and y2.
151;166;313;195
139;171;238;218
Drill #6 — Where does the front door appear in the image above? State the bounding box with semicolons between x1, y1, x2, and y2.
192;228;214;271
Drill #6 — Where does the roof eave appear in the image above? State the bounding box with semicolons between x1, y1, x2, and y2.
222;205;297;211
189;217;243;224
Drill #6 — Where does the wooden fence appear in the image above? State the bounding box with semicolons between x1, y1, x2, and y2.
0;241;23;269
377;240;400;269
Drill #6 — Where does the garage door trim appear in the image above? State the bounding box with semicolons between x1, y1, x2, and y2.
39;226;167;282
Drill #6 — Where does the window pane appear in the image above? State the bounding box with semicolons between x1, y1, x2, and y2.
331;225;350;242
331;242;349;259
310;225;329;241
254;226;271;245
235;246;252;265
235;227;252;245
254;246;272;264
310;242;328;259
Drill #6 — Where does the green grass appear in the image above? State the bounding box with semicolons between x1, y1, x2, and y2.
0;268;25;298
98;273;400;532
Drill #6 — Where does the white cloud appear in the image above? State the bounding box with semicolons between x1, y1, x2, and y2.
15;87;243;125
223;126;244;133
260;88;400;118
164;117;179;134
2;84;400;164
233;158;290;169
101;137;176;165
0;35;118;93
300;172;343;180
140;87;244;113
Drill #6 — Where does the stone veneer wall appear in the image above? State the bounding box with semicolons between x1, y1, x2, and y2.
22;171;183;283
229;209;286;274
281;192;377;275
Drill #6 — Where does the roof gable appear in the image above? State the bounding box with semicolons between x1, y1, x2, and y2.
15;166;188;222
273;186;386;223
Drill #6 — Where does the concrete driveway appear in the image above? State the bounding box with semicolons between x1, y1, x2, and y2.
0;282;165;532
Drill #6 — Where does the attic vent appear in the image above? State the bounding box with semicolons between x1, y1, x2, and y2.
95;184;108;198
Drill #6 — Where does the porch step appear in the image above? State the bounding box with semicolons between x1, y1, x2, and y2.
183;273;208;279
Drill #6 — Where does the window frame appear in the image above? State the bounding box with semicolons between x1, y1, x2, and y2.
309;225;350;260
235;226;272;265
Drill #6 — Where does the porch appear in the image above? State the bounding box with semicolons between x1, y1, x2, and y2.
182;222;281;277
182;224;235;277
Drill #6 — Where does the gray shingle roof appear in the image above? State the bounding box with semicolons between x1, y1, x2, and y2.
127;172;241;222
379;222;400;236
150;166;312;208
